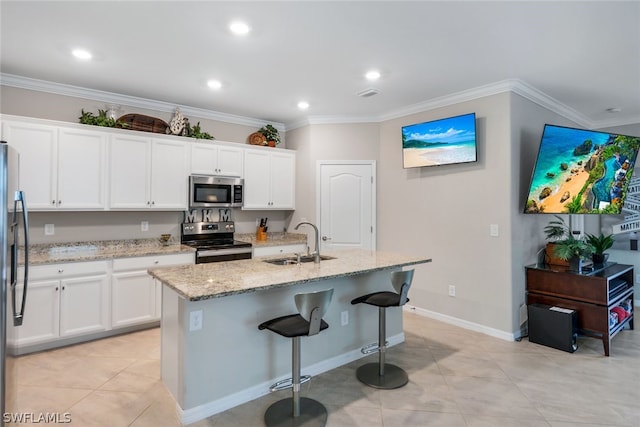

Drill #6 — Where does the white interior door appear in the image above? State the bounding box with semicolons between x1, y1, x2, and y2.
318;161;376;251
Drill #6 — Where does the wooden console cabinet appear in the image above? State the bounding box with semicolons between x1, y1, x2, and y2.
526;263;634;356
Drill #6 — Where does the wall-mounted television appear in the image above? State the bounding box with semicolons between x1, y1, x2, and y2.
524;124;640;214
402;112;477;168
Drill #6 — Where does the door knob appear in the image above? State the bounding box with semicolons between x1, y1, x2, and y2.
322;236;331;241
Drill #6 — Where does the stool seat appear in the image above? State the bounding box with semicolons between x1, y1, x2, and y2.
350;269;414;390
350;291;409;307
259;314;329;338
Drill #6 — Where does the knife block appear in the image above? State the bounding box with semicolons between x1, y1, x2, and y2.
256;227;267;241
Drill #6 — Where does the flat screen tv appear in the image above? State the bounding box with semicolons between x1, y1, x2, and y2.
402;113;477;168
524;124;640;214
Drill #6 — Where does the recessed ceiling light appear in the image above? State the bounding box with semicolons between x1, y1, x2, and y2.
207;80;222;90
72;49;92;60
229;21;250;35
365;70;381;81
297;101;309;110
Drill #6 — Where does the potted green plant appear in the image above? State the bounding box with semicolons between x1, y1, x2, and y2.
543;215;592;271
585;233;614;264
257;124;280;146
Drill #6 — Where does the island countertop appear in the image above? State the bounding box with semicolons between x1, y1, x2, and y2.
149;249;431;301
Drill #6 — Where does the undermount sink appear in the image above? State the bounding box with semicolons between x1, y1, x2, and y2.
263;255;336;265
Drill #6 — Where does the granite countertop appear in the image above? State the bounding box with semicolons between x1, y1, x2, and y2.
235;232;306;247
23;239;195;265
148;249;431;301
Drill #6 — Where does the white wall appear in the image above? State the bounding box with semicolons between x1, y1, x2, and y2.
378;93;518;335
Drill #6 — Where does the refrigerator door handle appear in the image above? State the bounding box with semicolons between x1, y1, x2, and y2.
11;190;28;327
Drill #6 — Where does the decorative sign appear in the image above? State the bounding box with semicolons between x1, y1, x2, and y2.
613;177;640;235
183;209;231;223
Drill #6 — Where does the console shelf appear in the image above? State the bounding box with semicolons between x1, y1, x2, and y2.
525;262;634;356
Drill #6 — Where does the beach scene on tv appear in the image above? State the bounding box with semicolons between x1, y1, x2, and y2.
525;125;640;214
402;113;477;168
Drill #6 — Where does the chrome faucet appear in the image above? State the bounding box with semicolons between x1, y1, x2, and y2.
294;221;321;263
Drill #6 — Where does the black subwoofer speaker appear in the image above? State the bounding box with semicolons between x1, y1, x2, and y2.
528;303;578;353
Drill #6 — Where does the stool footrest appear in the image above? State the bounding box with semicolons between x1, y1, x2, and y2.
269;375;311;392
361;341;388;354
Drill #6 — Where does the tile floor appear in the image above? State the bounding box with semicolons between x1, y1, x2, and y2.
10;312;640;426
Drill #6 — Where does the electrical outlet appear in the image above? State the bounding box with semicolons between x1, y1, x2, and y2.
341;310;349;326
189;310;203;331
141;221;149;232
44;224;55;236
490;224;499;237
448;285;456;297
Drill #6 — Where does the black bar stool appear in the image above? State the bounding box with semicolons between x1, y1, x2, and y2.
350;269;414;389
258;288;334;427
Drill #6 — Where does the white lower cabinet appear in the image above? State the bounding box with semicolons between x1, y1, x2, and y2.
9;254;194;351
11;261;110;347
111;253;194;328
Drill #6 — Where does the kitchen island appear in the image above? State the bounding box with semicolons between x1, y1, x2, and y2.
149;249;431;425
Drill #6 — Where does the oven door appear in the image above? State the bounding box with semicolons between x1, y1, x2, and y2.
196;247;252;264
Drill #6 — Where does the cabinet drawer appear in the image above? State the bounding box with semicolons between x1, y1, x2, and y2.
24;261;109;280
253;244;306;258
113;253;194;271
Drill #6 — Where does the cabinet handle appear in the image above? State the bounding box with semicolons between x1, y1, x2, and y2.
147;201;151;205
58;200;61;205
154;260;159;264
151;201;155;206
51;200;56;205
55;286;59;291
62;286;65;290
58;269;64;273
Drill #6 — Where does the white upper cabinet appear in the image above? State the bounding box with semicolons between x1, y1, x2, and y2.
109;135;188;210
1;119;106;210
150;139;189;209
57;128;107;209
243;148;295;210
191;142;244;177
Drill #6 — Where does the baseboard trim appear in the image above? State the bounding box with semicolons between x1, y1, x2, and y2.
177;332;405;425
404;305;517;341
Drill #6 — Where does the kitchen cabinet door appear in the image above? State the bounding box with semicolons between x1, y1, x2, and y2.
59;273;110;337
57;127;107;209
8;280;60;346
217;145;244;176
191;143;243;177
111;271;156;328
243;148;295;209
243;149;272;208
269;151;295;209
109;134;151;209
1;120;58;209
150;139;188;209
112;253;194;326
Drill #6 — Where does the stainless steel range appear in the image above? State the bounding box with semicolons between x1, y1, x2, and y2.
181;221;252;264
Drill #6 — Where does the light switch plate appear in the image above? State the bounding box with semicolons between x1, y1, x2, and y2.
141;221;149;232
490;224;499;237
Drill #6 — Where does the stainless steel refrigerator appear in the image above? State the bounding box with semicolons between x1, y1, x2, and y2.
0;141;29;426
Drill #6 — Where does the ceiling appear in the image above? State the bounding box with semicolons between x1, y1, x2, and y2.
1;1;639;129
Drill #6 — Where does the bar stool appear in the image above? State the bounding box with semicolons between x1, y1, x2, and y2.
350;269;414;389
258;288;334;427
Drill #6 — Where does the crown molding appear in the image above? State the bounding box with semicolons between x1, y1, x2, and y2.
0;73;282;129
3;73;636;133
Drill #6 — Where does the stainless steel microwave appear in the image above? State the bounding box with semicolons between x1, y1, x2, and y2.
189;175;243;208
